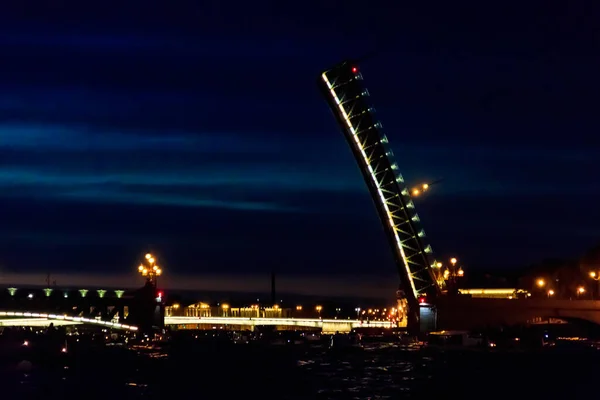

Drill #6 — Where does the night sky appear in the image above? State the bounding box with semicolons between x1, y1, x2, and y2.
0;3;598;295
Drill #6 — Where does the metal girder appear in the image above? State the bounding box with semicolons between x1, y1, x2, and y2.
318;61;440;316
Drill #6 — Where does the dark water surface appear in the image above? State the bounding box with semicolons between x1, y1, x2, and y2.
2;343;598;399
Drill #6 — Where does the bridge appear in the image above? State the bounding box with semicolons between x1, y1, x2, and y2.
318;60;599;333
0;281;163;332
0;311;392;333
319;60;444;332
165;316;394;333
436;297;600;330
0;62;586;335
7;295;600;333
0;311;139;331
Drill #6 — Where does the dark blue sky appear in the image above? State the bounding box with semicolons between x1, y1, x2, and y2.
0;3;598;293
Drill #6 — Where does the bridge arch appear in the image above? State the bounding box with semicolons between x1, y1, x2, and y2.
0;311;138;331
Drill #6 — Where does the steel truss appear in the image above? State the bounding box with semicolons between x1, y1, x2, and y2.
319;61;440;320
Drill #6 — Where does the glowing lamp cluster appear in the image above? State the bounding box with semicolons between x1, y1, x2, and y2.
138;253;162;282
411;183;430;197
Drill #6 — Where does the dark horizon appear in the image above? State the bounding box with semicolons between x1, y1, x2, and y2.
0;3;598;294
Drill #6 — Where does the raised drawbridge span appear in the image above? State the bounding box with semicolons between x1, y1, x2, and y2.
319;61;441;331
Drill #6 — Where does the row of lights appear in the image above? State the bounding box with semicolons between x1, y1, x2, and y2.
6;288;125;299
536;279;585;297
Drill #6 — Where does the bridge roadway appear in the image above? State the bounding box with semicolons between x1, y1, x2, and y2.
437;297;600;330
166;316;395;333
0;311;139;331
0;312;394;333
6;297;600;332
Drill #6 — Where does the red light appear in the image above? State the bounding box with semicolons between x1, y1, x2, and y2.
158;292;163;297
419;297;425;303
351;67;358;73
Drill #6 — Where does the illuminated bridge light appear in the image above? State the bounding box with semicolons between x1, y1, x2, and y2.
164;317;395;330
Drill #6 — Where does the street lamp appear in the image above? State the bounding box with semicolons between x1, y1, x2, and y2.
577;286;586;298
547;289;555;298
536;278;546;288
437;257;465;294
138;253;163;287
589;271;600;299
411;183;430;197
410;179;444;197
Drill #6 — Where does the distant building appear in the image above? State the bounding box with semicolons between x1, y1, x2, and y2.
164;302;291;318
459;288;531;299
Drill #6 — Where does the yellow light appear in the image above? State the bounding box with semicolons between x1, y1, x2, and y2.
422;183;429;190
145;253;152;260
173;303;180;309
457;269;464;277
315;305;322;312
222;304;229;309
590;272;597;279
296;305;302;311
578;287;585;294
148;257;155;264
450;257;457;265
536;279;545;287
156;269;162;276
153;265;158;270
436;262;443;268
412;189;420;196
138;265;144;271
548;289;555;296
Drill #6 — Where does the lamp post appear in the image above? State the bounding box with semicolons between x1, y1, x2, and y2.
315;305;322;318
410;183;430;197
138;253;163;288
437;257;465;295
589;271;600;299
409;179;444;198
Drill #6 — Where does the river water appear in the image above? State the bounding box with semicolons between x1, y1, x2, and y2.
2;341;599;399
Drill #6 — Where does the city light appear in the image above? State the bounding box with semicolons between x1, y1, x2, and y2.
536;279;546;288
588;271;600;299
410;182;435;197
296;305;303;311
315;305;322;317
138;253;162;284
435;257;465;292
548;289;555;297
